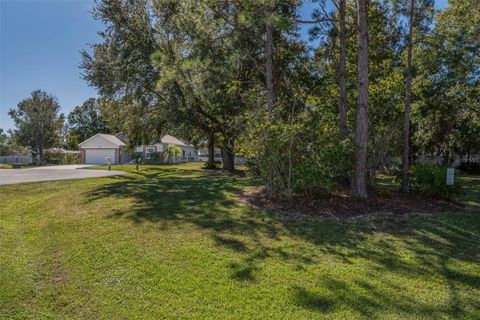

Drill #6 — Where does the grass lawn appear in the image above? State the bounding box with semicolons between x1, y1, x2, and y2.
0;164;47;169
1;163;479;319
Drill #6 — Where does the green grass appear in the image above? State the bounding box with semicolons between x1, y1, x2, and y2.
0;164;47;169
459;175;480;208
1;163;479;319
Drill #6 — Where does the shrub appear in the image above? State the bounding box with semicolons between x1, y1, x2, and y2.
146;152;162;164
141;152;168;164
64;153;79;164
293;139;353;193
240;113;353;197
410;164;462;199
458;161;480;175
43;149;63;164
131;152;143;163
167;144;182;157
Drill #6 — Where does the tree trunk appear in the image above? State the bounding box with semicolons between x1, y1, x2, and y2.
467;143;471;164
352;0;369;199
401;0;414;193
221;139;235;172
338;0;348;139
38;147;43;165
444;150;450;166
266;23;275;119
206;133;216;169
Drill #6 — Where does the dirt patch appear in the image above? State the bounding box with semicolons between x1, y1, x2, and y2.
238;187;465;219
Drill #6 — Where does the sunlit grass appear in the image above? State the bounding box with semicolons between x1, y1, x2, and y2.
376;172;479;208
1;163;479;319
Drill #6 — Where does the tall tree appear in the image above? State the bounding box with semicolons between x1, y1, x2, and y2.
82;0;266;172
401;0;414;192
8;90;64;163
412;0;479;163
81;0;163;148
265;20;275;118
399;0;434;192
67;98;110;149
337;0;348;139
232;0;300;119
352;0;369;198
296;0;350;138
0;129;9;156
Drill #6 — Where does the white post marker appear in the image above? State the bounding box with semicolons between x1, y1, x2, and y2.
105;157;112;171
446;168;455;186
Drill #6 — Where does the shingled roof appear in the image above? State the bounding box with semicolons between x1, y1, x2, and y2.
160;135;193;147
78;133;126;147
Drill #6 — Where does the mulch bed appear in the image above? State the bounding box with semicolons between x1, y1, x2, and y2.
238;187;465;219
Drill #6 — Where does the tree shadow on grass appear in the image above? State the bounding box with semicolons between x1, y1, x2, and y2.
291;286;336;313
213;235;248;252
85;167;480;318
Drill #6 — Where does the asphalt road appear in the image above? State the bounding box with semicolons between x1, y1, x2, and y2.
0;165;126;185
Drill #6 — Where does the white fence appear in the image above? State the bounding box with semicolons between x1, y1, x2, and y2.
0;156;32;165
416;155;480;167
197;156;248;164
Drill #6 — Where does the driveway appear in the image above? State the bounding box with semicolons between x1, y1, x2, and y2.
0;165;126;185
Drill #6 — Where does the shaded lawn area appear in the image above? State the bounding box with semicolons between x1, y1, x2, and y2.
460;175;480;208
1;164;479;319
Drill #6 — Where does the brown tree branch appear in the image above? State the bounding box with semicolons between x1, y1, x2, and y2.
295;18;353;26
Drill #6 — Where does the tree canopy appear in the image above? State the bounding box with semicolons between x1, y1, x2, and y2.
8;90;65;161
66;98;110;149
79;0;480;197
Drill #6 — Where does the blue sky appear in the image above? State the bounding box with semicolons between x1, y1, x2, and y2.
0;0;448;131
0;0;103;130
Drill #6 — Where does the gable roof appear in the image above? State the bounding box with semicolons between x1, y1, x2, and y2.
78;133;126;148
160;135;192;147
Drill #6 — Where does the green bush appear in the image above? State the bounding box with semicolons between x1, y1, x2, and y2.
43;149;63;164
64;153;79;165
240;114;353;196
458;161;480;175
132;152;143;163
410;164;462;199
293;139;353;193
144;152;166;164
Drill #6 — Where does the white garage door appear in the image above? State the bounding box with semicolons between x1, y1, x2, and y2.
85;149;116;164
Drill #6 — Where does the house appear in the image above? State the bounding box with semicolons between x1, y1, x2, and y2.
197;147;222;161
78;133;126;164
197;147;248;165
135;135;197;162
